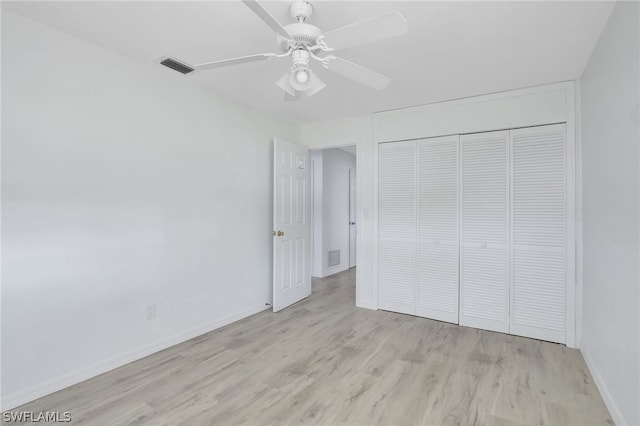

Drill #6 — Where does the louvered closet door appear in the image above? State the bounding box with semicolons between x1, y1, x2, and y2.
510;124;567;343
378;141;416;315
460;131;510;333
416;136;459;323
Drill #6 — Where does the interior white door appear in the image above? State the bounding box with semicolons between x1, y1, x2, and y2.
273;138;311;312
349;168;357;268
378;141;416;315
460;130;510;333
510;124;567;343
416;135;459;324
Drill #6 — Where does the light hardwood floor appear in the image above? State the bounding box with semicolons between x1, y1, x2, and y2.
8;268;611;425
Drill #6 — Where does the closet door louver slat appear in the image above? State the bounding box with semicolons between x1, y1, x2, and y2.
378;141;416;315
416;136;459;323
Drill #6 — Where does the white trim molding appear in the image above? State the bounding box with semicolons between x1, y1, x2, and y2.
574;79;584;348
374;82;574;143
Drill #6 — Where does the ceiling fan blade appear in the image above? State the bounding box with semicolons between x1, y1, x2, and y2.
322;11;408;51
242;0;292;40
194;53;273;71
325;56;391;90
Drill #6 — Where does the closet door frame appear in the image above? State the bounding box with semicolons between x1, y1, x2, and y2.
372;95;577;347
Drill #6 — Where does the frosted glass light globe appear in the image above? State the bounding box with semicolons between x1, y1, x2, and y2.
296;70;309;84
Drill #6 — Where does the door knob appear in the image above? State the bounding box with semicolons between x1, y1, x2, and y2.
277;230;285;237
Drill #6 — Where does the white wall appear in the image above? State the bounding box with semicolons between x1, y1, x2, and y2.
579;3;640;425
1;11;299;409
320;148;356;277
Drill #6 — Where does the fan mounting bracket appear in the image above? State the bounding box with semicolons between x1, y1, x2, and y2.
290;1;313;22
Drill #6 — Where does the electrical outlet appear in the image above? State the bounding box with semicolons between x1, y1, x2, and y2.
145;303;156;320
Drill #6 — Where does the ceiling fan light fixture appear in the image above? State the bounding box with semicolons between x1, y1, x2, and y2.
290;66;325;92
276;68;326;98
276;71;296;96
304;71;326;96
290;67;311;91
295;69;309;84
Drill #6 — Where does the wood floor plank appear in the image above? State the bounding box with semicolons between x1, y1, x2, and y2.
5;268;612;425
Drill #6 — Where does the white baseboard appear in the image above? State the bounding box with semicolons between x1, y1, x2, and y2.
323;265;349;277
1;303;269;412
313;266;350;279
581;348;626;426
356;298;375;310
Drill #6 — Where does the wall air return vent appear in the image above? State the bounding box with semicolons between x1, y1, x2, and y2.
159;57;195;75
328;250;340;267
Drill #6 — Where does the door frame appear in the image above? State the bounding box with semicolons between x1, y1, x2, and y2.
306;144;360;288
348;168;357;268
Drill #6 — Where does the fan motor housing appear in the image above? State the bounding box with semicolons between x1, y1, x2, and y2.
277;23;323;51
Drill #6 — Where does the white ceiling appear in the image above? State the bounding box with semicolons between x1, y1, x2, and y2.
3;1;613;124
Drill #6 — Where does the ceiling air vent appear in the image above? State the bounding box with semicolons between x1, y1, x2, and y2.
159;57;195;75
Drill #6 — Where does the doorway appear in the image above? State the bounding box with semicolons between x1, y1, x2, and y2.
310;145;357;281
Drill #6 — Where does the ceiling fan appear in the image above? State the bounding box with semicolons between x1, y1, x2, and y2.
158;0;408;99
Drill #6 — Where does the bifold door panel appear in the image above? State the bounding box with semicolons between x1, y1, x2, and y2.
377;124;569;344
416;136;459;323
510;124;567;343
459;131;510;333
377;136;460;323
378;141;416;315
